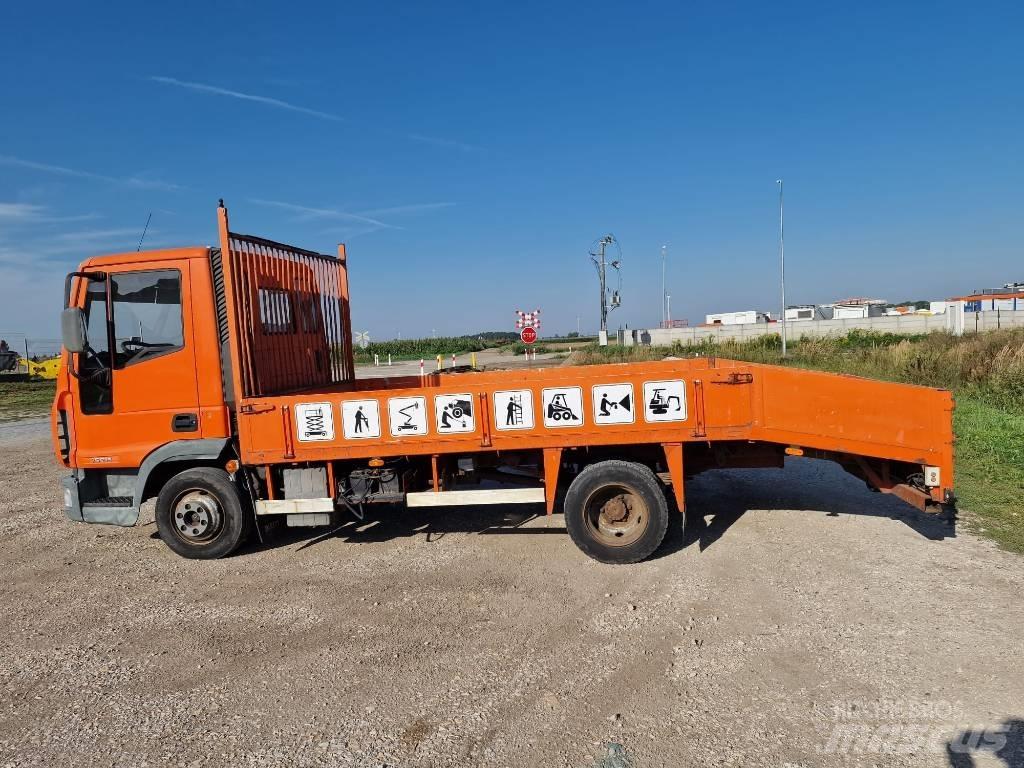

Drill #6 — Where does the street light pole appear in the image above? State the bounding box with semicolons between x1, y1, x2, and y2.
661;245;667;327
776;179;787;357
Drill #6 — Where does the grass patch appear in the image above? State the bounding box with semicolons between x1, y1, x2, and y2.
499;342;553;356
0;380;56;421
953;395;1024;554
353;334;519;363
574;329;1024;554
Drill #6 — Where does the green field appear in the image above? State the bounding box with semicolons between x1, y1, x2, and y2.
352;332;521;363
575;328;1024;553
351;332;589;363
0;380;56;422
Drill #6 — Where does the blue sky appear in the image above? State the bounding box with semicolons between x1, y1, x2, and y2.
1;1;1022;343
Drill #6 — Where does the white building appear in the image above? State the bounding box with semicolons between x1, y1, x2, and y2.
785;305;833;321
831;301;887;320
785;306;815;322
704;310;773;326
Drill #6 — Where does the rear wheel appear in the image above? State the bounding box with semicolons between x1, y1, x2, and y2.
564;460;669;564
155;467;249;559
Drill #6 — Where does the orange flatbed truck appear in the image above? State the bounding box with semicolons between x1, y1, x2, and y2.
52;204;955;563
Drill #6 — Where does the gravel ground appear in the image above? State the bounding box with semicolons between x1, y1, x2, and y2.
1;424;1022;767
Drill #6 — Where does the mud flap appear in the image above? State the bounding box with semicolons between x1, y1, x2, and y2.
61;475;83;522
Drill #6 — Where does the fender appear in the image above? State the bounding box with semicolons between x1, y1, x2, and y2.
66;439;232;527
133;438;233;513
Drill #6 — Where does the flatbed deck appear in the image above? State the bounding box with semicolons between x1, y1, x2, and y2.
52;204;956;562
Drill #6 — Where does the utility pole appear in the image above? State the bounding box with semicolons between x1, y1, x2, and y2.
590;235;616;345
661;245;668;327
666;294;672;324
776;179;787;357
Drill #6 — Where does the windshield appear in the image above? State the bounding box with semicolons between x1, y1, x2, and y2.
83;269;184;368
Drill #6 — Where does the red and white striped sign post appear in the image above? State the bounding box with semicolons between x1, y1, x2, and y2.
516;309;540;365
515;309;541;333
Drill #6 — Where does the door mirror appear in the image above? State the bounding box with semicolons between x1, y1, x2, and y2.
61;308;88;353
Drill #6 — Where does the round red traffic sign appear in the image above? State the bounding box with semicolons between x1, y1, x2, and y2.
520;326;538;344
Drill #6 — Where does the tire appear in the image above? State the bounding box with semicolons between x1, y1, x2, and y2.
155;467;250;559
564;460;670;564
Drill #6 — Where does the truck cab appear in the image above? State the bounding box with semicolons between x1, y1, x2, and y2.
54;247;232;525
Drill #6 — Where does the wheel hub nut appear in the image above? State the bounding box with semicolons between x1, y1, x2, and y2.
602;495;630;523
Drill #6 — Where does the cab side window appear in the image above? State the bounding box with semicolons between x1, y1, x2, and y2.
81;280;112;414
111;270;183;367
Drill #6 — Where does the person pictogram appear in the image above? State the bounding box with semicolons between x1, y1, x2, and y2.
506;395;523;426
354;405;369;433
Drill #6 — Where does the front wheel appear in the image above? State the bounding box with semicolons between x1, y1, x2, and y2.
155;467;249;559
564;460;670;564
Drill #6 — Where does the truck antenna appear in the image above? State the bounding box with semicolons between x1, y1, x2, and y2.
136;212;153;252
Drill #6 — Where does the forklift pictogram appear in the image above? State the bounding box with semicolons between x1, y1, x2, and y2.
648;388;682;415
547;392;578;421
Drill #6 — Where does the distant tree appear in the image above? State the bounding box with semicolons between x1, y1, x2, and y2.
474;331;520;342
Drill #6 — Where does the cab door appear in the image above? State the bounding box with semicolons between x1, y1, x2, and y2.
71;260;200;468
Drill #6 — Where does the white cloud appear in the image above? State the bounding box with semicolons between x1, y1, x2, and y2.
249;199;457;238
0;202;45;220
0;227;156;266
406;133;483;153
0;202;100;225
0;155;179;191
52;227;146;242
248;199;394;230
152;75;480;151
356;202;456;217
151;76;346;122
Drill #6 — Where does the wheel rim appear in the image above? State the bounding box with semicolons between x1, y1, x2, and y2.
171;489;224;543
582;484;649;547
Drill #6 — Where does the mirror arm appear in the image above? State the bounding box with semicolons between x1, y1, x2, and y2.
68;353;85;382
63;270;106;309
62;269;111;387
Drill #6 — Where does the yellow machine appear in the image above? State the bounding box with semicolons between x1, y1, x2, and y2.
21;357;60;380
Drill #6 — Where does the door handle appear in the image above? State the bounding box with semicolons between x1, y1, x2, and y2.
172;413;199;432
